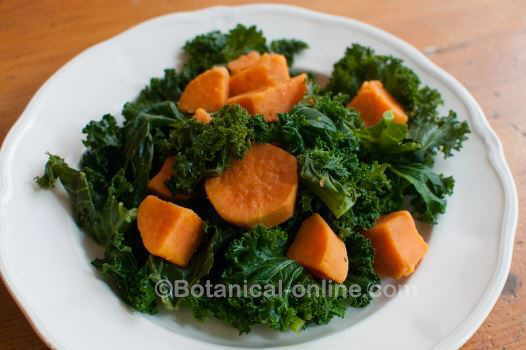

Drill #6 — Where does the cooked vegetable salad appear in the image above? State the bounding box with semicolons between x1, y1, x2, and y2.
36;25;470;334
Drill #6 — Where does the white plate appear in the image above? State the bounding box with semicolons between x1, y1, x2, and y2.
0;4;518;350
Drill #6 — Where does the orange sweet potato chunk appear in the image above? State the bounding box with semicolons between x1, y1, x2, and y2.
178;66;229;113
148;157;189;200
226;73;307;122
137;195;204;267
193;108;212;124
287;214;348;283
227;51;261;74
205;143;297;228
365;210;428;279
348;80;408;127
229;53;290;96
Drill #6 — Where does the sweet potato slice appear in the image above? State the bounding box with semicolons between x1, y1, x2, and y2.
178;66;229;113
137;195;204;267
193;108;212;124
287;214;348;283
226;73;307;122
205;143;298;228
229;53;289;96
348;80;408;127
365;210;428;279
227;50;261;74
148;157;189;200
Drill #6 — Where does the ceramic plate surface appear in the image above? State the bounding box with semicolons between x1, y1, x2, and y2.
0;4;518;350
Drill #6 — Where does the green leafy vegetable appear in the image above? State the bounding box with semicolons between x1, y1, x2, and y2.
353;111;459;223
184;226;350;333
300;148;358;218
390;164;454;223
36;155;135;244
269;39;308;66
92;230;158;313
329;161;398;237
409;110;471;164
357;111;420;156
325;43;423;113
123;70;187;121
277;97;392;227
325;43;470;163
36;155;157;312
183;24;268;77
342;229;380;307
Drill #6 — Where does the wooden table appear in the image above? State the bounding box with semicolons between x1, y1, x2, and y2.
1;0;524;348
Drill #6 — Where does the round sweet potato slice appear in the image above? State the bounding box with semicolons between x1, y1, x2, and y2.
205;143;298;228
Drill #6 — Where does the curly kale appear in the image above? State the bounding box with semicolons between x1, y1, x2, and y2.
325;43;425;115
275;97;395;229
182;25;267;77
409;110;471;164
182;226;374;334
390;164;455;223
269;39;309;66
324;44;470;222
122;70;187;121
325;43;470;163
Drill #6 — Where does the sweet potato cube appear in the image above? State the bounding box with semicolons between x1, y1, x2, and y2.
365;210;428;279
227;73;307;122
178;66;229;113
137;195;204;267
205;143;298;228
227;51;261;74
193;108;212;124
229;53;289;96
348;80;408;127
287;214;348;283
147;157;189;200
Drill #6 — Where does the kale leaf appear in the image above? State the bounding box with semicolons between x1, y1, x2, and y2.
409;110;471;164
356;111;420;156
390;164;454;223
354;111;458;223
36;155;136;244
123;69;187;121
183;24;268;77
269;39;308;66
36;155;158;312
328;161;398;237
92;230;158;313
342;229;380;307
300;148;358;218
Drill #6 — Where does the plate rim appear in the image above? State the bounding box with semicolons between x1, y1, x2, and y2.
0;4;518;349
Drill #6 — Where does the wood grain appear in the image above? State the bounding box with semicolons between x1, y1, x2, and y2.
1;0;525;349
